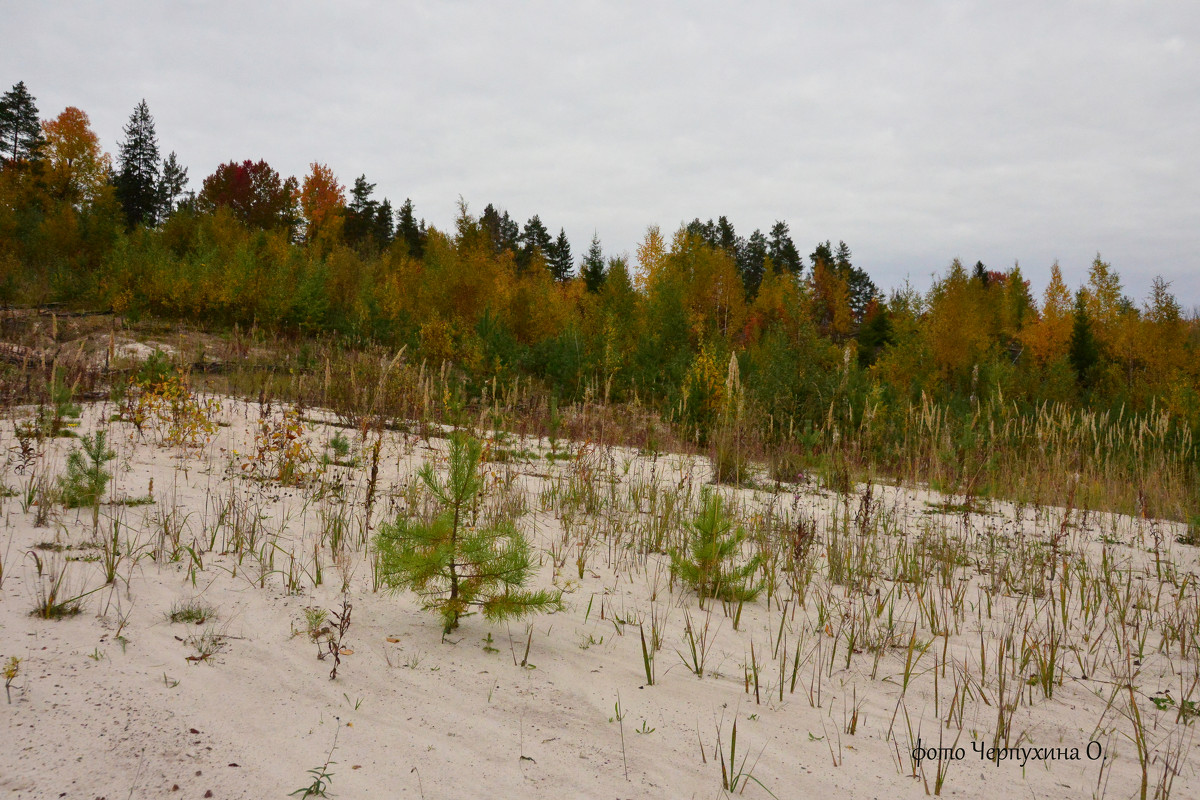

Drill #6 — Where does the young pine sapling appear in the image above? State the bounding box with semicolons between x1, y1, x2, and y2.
670;490;763;606
375;433;561;635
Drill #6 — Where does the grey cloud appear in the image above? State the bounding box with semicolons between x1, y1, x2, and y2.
3;0;1196;302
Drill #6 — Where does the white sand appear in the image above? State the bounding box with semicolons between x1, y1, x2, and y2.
1;397;1197;799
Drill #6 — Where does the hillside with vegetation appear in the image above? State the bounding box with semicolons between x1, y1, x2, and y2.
2;82;1197;523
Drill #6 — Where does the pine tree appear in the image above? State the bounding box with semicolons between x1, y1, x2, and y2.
0;81;44;164
375;434;562;634
519;214;552;272
581;232;606;292
767;221;802;276
547;227;573;281
738;229;768;298
115;100;161;227
669;491;762;605
479;204;521;255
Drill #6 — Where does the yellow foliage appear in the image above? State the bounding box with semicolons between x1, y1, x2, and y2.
924;260;991;382
41;107;111;205
683;344;727;423
241;409;322;486
635;225;666;292
300;162;345;247
1021;262;1072;365
121;373;221;449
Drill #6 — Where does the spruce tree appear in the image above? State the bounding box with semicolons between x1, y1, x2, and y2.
547;227;573;281
715;216;740;260
581;232;606;292
1068;291;1099;389
157;151;189;220
374;198;394;246
834;242;878;321
115;100;161;227
685;217;717;247
395;198;425;258
0;81;44;164
375;433;561;634
346;175;381;248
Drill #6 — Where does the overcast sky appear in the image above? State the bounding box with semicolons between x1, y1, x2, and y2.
4;1;1197;304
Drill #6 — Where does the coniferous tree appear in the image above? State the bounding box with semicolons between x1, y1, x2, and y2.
669;491;763;604
156;151;189;220
972;260;990;287
715;216;740;260
813;240;877;323
810;241;834;270
547;227;573;281
0;81;44;164
581;232;606;292
518;214;552;272
835;242;878;321
346;175;382;249
395;198;426;258
115;100;161;227
374;198;394;246
767;221;802;277
375;433;562;634
685;217;718;247
1069;290;1099;390
480;204;520;255
856;300;894;367
738;229;768;299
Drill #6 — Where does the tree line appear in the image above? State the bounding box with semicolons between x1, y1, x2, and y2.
2;82;1197;441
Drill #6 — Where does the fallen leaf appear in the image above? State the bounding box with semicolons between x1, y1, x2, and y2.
339;647;354;655
386;637;401;643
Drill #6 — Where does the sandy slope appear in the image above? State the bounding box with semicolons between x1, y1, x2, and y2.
1;398;1197;799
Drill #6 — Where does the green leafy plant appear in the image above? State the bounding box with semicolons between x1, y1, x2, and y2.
58;430;116;508
4;656;19;703
291;720;339;798
670;491;763;604
375;433;562;634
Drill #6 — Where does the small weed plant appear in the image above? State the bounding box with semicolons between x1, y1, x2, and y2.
242;409;321;486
